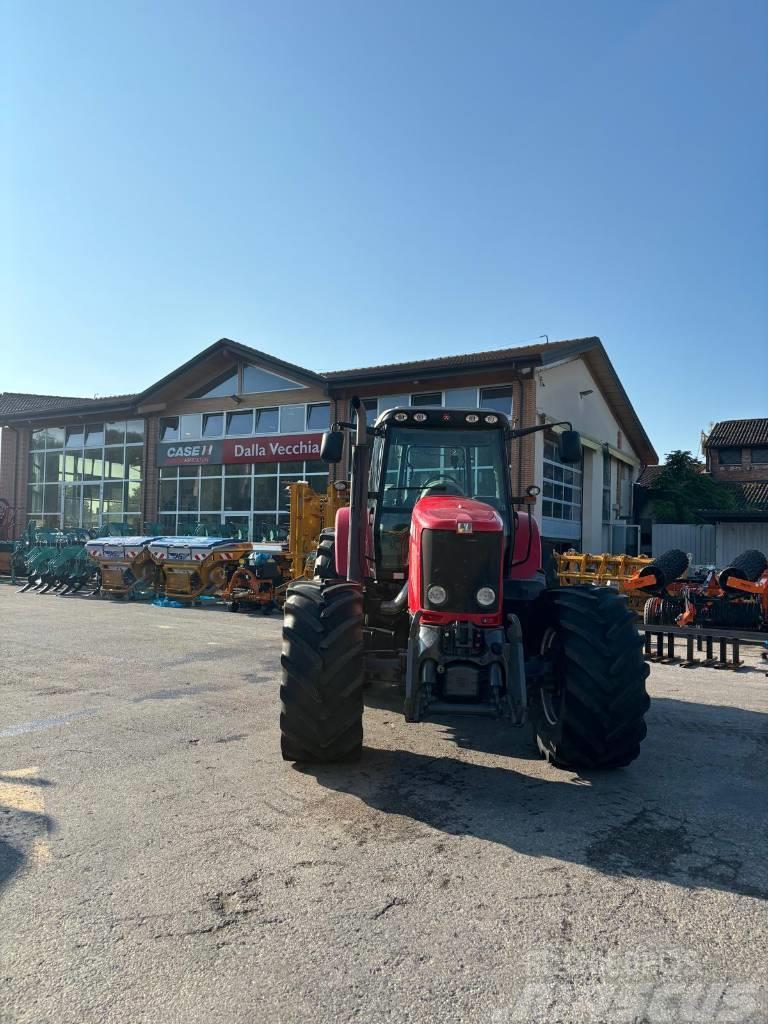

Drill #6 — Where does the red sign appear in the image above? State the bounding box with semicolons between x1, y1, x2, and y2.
156;433;324;468
224;433;323;464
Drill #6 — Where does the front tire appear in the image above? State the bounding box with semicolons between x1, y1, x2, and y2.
531;587;650;769
280;579;364;762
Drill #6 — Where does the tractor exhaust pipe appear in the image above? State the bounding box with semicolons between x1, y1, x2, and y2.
380;582;408;615
346;397;370;587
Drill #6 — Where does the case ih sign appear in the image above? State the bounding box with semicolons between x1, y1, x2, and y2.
157;433;324;467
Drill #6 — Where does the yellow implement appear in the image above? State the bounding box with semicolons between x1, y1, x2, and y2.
555;550;652;612
148;537;257;603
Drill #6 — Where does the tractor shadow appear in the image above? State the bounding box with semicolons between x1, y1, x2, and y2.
302;696;768;901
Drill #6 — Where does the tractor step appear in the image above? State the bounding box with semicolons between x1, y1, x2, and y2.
423;701;500;717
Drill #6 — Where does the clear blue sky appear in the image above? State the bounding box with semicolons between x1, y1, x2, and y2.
2;0;766;461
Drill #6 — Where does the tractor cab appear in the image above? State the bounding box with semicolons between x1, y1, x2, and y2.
369;407;513;580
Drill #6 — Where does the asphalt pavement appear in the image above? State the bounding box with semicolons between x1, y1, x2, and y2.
1;585;766;1024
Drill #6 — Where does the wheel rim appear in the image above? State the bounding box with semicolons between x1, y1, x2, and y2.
539;626;564;727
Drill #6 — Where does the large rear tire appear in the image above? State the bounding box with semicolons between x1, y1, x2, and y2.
531;587;650;769
280;579;364;762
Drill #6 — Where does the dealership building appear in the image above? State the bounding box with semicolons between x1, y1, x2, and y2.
0;336;657;553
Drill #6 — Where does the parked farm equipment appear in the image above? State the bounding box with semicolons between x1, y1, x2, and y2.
85;535;163;599
555;550;652;612
627;547;768;631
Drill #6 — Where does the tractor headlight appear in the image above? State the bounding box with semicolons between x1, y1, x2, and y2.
427;584;447;605
476;587;496;607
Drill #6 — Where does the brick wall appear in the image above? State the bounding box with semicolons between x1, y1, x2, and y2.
0;426;29;539
708;447;768;483
143;415;160;524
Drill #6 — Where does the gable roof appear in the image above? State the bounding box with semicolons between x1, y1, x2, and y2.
704;418;768;449
138;338;326;401
326;336;658;466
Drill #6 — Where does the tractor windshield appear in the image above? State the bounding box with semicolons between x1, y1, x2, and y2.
373;426;509;573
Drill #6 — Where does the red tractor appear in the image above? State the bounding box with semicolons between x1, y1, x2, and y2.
280;400;650;768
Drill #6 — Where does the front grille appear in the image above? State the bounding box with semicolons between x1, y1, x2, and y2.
421;529;502;613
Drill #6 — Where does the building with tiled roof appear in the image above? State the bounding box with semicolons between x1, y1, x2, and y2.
1;335;656;552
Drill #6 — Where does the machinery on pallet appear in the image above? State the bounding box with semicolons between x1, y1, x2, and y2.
627;547;768;631
220;549;284;613
146;536;257;603
279;399;650;769
85;535;163;598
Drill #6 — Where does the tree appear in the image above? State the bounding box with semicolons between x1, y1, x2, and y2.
647;450;739;523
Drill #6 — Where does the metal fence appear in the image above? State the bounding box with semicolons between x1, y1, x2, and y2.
652;522;768;567
715;523;768;567
651;524;716;564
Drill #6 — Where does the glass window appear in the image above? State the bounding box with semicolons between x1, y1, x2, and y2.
126;481;142;513
752;447;768;464
85;424;104;446
103;447;125;479
718;448;741;466
201;463;223;477
28;484;43;514
62;483;81;526
254;408;279;434
126;447;142;481
225;462;250;476
29;453;45;484
479;386;514;416
44;452;63;482
63;452;81;480
178;477;200;512
304;460;327;475
543;430;583;527
224;477;251;511
82;485;101;526
43;485;61;514
253;476;277;510
125;420;145;444
411;392;442;407
200;477;222;511
191;370;238;400
443;388;478;409
160;417;179;442
45;426;65;449
65;426;84;448
31;429;47;451
159;513;177;535
180;414;202;441
178;462;199;478
363;399;378;426
102;482;125;514
202;413;224;438
306;403;330;430
159;466;178;479
159;480;178;512
377;395;409;416
279;405;305;433
253;462;277;476
226;410;253;436
105;422;126;445
242;365;303;393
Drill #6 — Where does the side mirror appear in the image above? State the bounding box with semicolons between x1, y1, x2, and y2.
558;430;582;465
320;429;344;464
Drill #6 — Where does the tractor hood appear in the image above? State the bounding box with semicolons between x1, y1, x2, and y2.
411;495;504;536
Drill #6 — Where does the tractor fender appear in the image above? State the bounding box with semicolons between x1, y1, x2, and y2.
333;506;374;580
334;506;350;578
508;511;542;579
